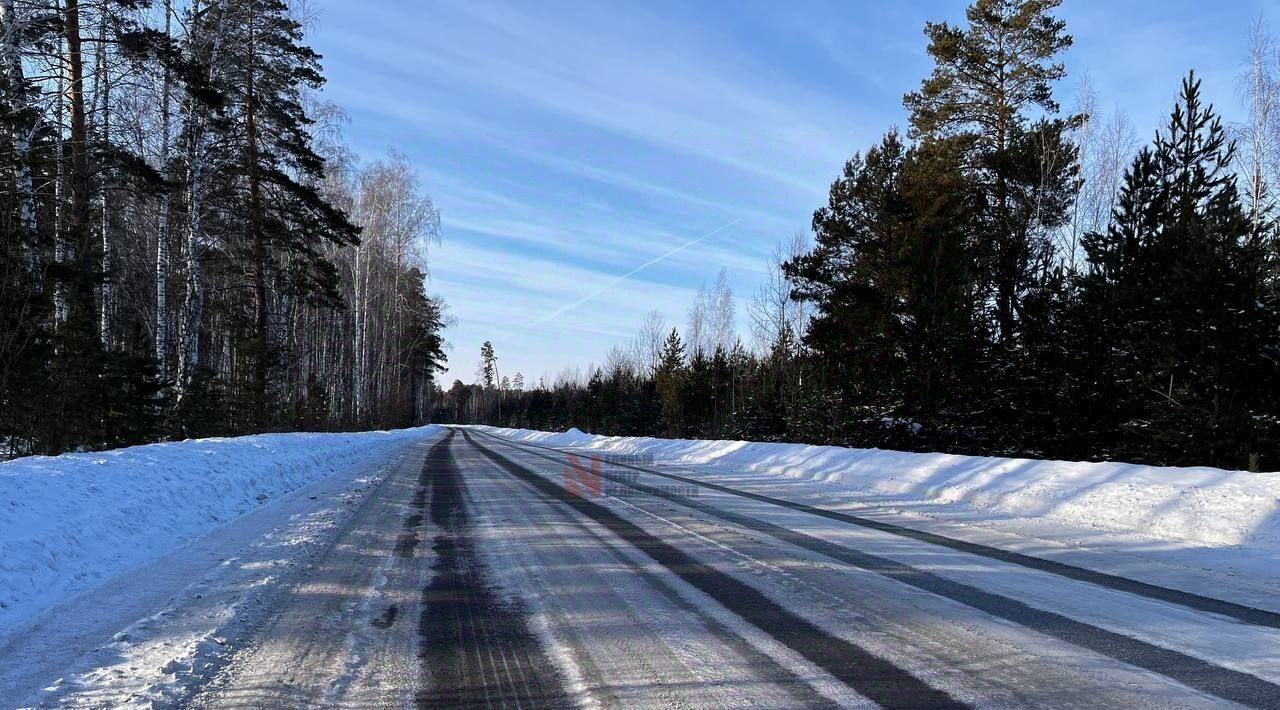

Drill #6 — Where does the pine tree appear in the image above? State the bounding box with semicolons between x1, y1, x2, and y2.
905;0;1077;345
209;0;359;429
480;341;497;388
785;131;982;448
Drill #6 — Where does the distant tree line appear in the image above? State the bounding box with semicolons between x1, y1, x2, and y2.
442;0;1280;472
0;0;446;457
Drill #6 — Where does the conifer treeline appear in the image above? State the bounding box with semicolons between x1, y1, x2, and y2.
0;0;446;456
443;0;1280;472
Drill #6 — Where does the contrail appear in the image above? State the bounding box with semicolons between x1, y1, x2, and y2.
532;218;740;327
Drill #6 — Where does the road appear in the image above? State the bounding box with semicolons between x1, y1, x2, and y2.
13;427;1280;708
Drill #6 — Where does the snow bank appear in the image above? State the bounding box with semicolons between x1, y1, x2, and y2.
0;426;435;636
477;426;1280;551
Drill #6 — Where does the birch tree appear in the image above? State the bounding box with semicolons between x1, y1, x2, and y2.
94;4;112;346
749;233;809;353
685;283;708;356
153;0;173;374
1236;19;1280;229
630;309;666;375
708;267;735;352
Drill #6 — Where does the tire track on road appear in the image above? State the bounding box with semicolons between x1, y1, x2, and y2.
463;429;969;710
456;432;846;709
416;431;574;709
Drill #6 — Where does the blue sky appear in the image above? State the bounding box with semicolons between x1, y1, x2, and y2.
308;0;1272;385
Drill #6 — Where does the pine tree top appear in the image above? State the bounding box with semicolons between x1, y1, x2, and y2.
904;0;1071;146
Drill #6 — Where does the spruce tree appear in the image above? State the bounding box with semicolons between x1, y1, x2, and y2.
655;328;685;436
1080;73;1279;467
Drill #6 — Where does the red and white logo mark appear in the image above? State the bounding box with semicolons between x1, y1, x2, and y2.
563;454;601;497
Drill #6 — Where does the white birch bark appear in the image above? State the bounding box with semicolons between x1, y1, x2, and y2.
352;238;367;419
96;10;113;347
155;0;172;374
1240;21;1278;231
177;114;206;400
177;0;224;402
53;0;67;326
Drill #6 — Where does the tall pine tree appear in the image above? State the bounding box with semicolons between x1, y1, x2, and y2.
208;0;359;429
905;0;1077;346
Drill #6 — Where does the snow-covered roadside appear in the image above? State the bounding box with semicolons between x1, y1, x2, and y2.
0;426;436;639
475;426;1280;553
476;425;1280;616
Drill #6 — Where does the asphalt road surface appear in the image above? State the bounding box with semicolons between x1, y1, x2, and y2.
171;427;1280;709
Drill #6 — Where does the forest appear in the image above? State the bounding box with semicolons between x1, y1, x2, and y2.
0;0;447;456
5;0;1279;472
439;0;1280;472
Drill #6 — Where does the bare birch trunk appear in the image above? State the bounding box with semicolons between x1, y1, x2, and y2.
155;1;172;375
352;241;367;419
1242;22;1277;231
177;0;223;404
96;9;112;347
177;115;205;401
53;0;67;326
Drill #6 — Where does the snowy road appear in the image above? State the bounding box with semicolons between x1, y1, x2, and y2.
7;427;1280;708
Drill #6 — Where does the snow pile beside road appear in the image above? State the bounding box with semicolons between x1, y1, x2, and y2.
477;426;1280;551
0;426;434;636
504;426;596;447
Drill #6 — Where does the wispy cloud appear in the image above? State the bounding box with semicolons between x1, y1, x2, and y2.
323;2;866;196
531;219;740;328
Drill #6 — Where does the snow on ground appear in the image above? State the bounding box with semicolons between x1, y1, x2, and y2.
0;426;435;639
476;426;1280;555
